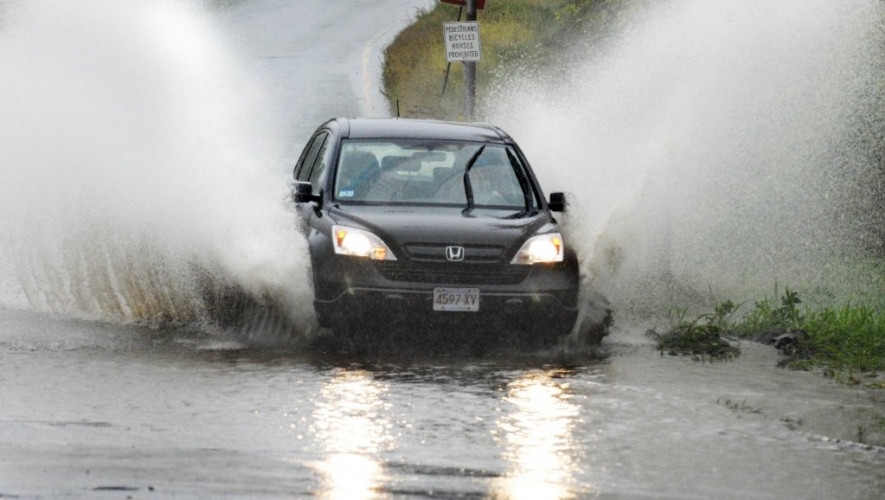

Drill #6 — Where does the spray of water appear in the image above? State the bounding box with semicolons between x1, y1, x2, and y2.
0;0;314;332
3;0;882;335
487;0;885;316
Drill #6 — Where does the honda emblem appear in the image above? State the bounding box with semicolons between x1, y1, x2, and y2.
445;246;465;262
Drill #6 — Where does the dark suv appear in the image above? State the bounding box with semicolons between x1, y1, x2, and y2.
292;118;580;343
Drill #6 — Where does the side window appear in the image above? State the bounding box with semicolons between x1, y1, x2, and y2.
307;135;330;194
294;132;328;182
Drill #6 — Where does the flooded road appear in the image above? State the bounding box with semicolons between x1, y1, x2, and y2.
2;310;884;499
3;0;885;498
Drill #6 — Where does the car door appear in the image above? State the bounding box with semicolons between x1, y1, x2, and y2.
292;129;341;303
293;131;330;229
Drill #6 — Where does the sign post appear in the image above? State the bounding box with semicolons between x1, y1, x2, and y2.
466;0;477;120
442;0;481;120
440;0;485;10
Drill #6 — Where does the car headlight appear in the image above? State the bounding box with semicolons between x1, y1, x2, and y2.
511;233;564;265
332;225;397;261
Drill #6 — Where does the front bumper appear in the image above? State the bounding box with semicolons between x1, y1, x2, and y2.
312;255;580;333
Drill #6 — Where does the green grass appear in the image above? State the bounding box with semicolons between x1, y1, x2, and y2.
656;288;885;380
383;0;642;120
728;288;805;334
650;302;741;362
792;305;885;374
729;288;885;374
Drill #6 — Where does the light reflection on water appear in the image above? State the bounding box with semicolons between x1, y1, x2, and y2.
310;369;394;500
493;369;591;500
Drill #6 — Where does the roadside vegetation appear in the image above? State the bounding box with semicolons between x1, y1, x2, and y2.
651;288;885;385
383;0;643;120
648;300;742;362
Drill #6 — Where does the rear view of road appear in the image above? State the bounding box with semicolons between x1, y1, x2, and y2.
218;0;433;146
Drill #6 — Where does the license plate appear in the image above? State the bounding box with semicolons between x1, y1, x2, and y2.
433;287;480;312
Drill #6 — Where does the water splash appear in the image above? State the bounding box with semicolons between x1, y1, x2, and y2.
487;0;885;316
0;0;313;332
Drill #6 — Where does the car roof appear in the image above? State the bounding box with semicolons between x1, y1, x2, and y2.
332;118;513;143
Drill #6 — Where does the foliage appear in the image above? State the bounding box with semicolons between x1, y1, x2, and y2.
793;305;885;374
657;287;885;380
650;306;740;362
383;0;643;120
730;287;804;334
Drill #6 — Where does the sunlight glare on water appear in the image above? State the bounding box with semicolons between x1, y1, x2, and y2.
492;370;589;500
487;0;885;315
0;0;313;328
310;369;394;500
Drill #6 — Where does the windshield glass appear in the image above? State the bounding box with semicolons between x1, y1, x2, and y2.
334;139;539;210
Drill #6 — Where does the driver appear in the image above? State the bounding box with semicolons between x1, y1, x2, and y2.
336;150;379;199
469;153;521;206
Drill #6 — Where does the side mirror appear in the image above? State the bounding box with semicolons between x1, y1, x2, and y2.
292;181;320;204
548;192;567;212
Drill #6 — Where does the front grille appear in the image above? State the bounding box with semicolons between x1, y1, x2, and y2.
374;261;529;285
404;243;503;263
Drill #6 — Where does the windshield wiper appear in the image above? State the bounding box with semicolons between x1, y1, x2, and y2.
461;145;485;216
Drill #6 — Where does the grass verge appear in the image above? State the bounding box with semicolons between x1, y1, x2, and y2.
648;301;741;362
653;288;885;383
383;0;641;120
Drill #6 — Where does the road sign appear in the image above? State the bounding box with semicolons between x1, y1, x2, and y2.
440;0;486;9
444;22;481;62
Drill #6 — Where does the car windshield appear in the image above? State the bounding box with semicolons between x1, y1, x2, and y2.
333;139;539;211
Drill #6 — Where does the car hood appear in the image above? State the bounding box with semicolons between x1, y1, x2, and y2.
328;205;554;251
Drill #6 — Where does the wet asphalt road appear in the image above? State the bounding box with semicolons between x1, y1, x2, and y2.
2;308;884;499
